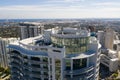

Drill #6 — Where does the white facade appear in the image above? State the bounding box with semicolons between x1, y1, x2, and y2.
100;49;119;72
97;28;115;49
0;37;18;68
8;27;101;80
98;28;120;72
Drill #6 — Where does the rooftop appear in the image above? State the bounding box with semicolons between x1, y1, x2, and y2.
66;50;95;59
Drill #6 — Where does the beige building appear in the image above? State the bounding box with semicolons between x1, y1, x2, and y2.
104;28;115;50
98;28;120;72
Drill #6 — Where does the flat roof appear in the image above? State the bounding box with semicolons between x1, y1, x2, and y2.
66;50;95;59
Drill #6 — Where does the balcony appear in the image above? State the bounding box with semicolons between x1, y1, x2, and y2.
64;65;94;75
29;60;48;64
30;74;41;78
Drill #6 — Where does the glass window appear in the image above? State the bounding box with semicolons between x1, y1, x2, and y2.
51;37;89;54
55;59;61;80
65;59;71;70
31;57;40;61
43;57;48;62
73;58;87;70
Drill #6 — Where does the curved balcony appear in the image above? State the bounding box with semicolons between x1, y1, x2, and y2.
11;67;22;73
11;71;23;78
10;61;20;66
29;60;48;64
11;76;19;80
51;32;89;39
10;62;23;70
10;56;22;63
30;67;41;71
11;58;23;65
86;71;94;79
11;53;23;59
19;42;50;51
11;50;22;56
64;65;94;75
30;74;41;78
64;71;94;80
8;44;48;56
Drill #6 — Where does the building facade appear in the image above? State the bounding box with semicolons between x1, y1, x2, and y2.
97;28;115;49
98;28;120;72
8;27;101;80
0;38;18;68
20;25;44;40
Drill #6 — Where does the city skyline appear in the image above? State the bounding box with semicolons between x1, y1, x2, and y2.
0;0;120;19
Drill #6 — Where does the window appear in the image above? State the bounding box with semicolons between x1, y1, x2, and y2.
31;57;40;61
23;56;28;59
55;59;61;80
65;59;71;70
73;58;87;70
31;64;40;68
53;50;61;53
41;48;48;52
43;57;48;62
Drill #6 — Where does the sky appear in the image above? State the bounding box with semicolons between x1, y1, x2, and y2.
0;0;120;19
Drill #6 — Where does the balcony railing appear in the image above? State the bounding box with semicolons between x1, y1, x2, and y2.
64;65;94;75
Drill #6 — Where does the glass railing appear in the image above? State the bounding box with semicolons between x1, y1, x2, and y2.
64;65;94;75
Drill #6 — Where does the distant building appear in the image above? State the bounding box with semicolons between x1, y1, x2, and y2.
88;26;96;32
19;25;44;40
98;28;115;49
104;28;114;50
98;28;120;72
8;27;101;80
97;31;105;48
0;38;18;68
100;49;119;72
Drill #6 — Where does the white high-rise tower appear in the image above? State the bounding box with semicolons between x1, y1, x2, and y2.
8;27;101;80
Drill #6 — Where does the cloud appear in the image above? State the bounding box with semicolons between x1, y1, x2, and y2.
0;0;120;19
46;0;85;3
0;5;84;11
94;2;120;6
65;0;85;2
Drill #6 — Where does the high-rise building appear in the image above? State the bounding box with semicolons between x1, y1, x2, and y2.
104;28;115;50
20;25;44;40
97;28;115;49
97;31;105;47
98;28;120;72
0;37;18;68
8;27;101;80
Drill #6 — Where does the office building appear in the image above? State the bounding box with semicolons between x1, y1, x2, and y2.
8;27;101;80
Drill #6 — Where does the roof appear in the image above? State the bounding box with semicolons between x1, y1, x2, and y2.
8;44;48;56
66;50;95;59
